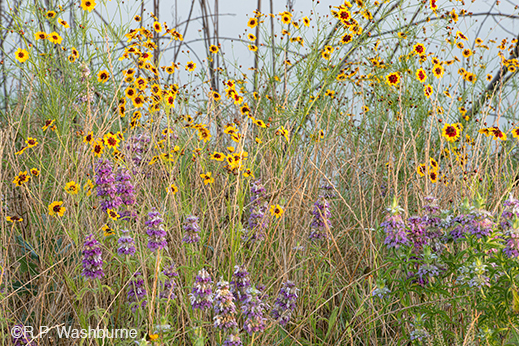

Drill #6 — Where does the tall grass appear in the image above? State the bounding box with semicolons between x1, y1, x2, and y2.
2;0;519;345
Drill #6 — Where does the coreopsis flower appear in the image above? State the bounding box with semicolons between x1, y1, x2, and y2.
271;280;299;326
127;272;147;312
160;262;179;299
15;48;29;63
189;268;213;310
242;179;268;243
145;209;167;251
82;234;104;279
182;215;201;243
117;230;136;256
231;265;251;303
94;159;122;212
242;286;268;335
48;201;66;217
382;198;409;248
80;0;96;12
213;279;238;331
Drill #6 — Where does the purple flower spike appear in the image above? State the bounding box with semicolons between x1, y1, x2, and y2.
222;331;243;346
127;272;147;312
271;280;299;326
309;195;332;241
182;215;201;244
82;234;104;279
145;209;168;251
213;279;238;331
242;286;268;335
117;230;136;256
189;268;214;311
242;179;268;243
94;159;122;212
504;231;519;258
160;262;179;300
231;265;251;303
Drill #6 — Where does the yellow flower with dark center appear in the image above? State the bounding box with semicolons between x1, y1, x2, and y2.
416;68;427;83
97;70;109;83
302;17;310;27
462;49;472;58
247;17;258;29
25;137;38;148
47;32;63;45
209;45;219;54
65;181;79;194
35;31;47;40
58;18;70;28
125;86;137;99
340;33;353;44
210;151;225;161
200;172;214;185
417;164;426;177
81;0;96;12
92;139;104;157
13;171;30;186
30;168;40;176
280;11;292;24
107;209;120;220
413;43;426;56
6;215;23;223
248;45;258;52
275;126;290;142
423;84;433;98
168;183;178;194
247;33;256;41
48;201;66;217
132;95;145;108
103;133;120;149
442;123;461;142
102;224;115;237
432;64;444;79
270;204;284;218
185;61;196;71
385;72;400;86
46;11;56;19
153;21;162;32
15;48;29;63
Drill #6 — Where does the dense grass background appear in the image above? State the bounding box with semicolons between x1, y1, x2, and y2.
2;0;519;345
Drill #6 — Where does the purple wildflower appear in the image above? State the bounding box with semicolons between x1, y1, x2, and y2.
182;215;201;244
160;262;179;300
145;209;168;251
82;234;104;279
189;268;213;311
242;179;268;243
231;265;251;303
12;325;35;346
242;286;268;335
127;272;147;312
116;168;136;221
126;133;151;170
271;280;299;326
117;230;136;256
309;196;332;241
500;194;519;230
94;159;122;212
222;331;243;346
213;279;238;331
504;231;519;258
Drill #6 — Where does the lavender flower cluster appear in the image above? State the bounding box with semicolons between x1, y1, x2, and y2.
242;179;268;243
